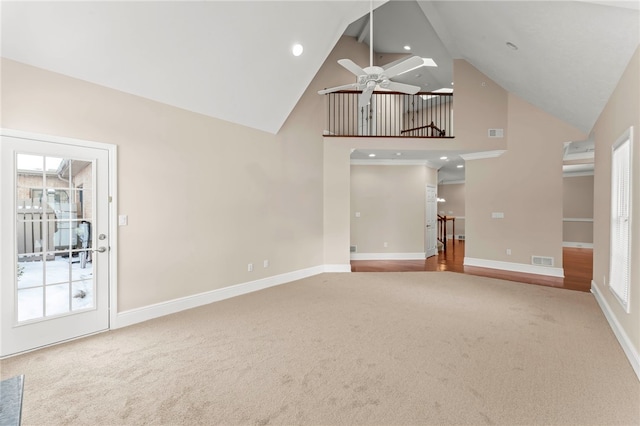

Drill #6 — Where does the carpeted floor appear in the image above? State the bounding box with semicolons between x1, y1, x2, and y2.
1;272;639;425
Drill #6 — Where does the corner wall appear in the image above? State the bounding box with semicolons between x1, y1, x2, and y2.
591;47;640;378
458;62;586;275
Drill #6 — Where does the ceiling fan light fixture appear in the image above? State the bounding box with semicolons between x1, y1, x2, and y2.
292;44;304;56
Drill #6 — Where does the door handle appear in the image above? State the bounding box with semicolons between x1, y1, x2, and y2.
93;247;107;253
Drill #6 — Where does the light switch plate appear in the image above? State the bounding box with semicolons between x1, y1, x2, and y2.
118;214;128;226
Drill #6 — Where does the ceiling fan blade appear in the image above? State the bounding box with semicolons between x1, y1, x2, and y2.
359;85;375;109
384;81;421;95
318;83;359;95
384;56;424;79
338;59;367;76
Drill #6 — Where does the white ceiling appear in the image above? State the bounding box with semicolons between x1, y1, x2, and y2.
1;0;638;181
0;1;373;135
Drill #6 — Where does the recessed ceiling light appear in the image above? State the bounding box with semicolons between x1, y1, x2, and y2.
440;156;448;160
292;44;304;56
396;152;402;156
457;164;464;168
451;82;454;86
404;45;411;51
369;153;376;158
506;41;518;51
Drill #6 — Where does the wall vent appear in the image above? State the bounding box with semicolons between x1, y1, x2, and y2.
531;256;554;267
456;234;466;240
350;245;357;253
488;128;504;138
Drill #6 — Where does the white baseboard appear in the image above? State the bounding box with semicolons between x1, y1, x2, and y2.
324;264;352;272
591;280;640;381
464;257;565;278
350;252;425;260
563;241;594;248
114;265;327;329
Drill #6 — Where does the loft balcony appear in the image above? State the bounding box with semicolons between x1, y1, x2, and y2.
321;91;454;139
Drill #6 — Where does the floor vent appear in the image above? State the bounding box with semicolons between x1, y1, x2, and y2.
350;245;357;253
531;256;554;267
456;234;466;240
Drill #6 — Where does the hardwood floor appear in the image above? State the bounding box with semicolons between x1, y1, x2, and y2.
350;240;593;292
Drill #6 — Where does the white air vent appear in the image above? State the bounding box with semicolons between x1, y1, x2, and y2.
488;128;504;138
350;245;357;253
531;256;554;267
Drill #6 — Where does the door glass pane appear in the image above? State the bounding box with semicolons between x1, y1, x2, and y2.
72;280;94;311
46;283;70;316
15;154;96;323
17;287;44;322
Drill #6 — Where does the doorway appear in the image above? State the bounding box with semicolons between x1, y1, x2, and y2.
425;184;437;257
1;131;115;356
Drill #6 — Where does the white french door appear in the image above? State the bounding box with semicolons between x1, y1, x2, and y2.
425;184;437;258
1;133;111;356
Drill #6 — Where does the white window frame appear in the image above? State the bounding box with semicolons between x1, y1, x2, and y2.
609;126;633;313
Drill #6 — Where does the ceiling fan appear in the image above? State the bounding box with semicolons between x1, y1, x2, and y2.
318;1;422;109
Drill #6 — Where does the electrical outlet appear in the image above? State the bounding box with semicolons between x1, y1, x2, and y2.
506;249;511;255
384;242;388;248
248;263;253;272
263;260;269;268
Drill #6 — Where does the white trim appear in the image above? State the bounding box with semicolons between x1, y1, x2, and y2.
459;150;506;161
562;242;594;248
1;128;115;151
439;179;465;185
564;151;595;161
446;234;466;240
350;159;438;168
351;252;426;260
563;170;594;177
464;257;565;278
591;280;640;381
114;265;326;329
324;264;352;272
563;217;594;222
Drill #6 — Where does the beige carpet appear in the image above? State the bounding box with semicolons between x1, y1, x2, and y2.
1;272;639;425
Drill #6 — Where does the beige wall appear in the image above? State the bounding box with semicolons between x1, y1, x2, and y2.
463;65;586;268
437;183;465;237
592;47;640;358
563;175;594;245
2;31;345;310
453;59;508;148
350;165;432;254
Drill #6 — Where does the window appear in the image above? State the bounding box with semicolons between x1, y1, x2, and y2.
609;126;633;312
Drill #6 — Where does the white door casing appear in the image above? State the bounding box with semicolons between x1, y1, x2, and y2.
1;130;116;357
425;184;437;258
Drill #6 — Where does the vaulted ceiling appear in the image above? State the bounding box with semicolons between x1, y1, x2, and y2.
2;1;638;138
